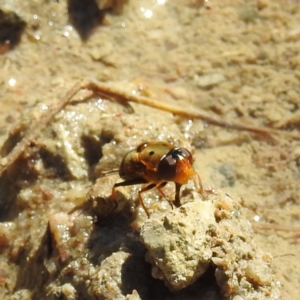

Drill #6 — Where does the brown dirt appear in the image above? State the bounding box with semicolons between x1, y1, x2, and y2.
0;0;299;299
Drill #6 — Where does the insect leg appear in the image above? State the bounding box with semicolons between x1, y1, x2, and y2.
156;181;173;209
111;178;148;213
192;172;204;195
174;183;182;207
113;178;148;190
138;183;157;218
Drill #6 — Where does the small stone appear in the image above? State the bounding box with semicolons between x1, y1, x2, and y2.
245;260;273;286
194;73;225;88
141;200;216;291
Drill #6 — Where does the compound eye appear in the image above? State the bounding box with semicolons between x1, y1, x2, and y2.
157;148;193;181
176;148;193;164
157;152;177;181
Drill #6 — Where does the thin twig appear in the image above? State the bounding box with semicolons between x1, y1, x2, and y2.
1;79;298;178
274;111;300;129
252;222;300;232
84;80;299;140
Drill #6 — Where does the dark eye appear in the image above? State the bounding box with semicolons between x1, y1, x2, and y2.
157;151;177;181
176;148;193;164
157;148;193;181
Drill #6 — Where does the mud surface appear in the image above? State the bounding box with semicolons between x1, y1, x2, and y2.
0;0;300;299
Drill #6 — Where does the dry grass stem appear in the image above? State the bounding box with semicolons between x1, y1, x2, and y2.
1;79;299;178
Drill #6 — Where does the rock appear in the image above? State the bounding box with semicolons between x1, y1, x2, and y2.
125;289;142;300
89;251;131;300
141;200;216;291
140;191;283;299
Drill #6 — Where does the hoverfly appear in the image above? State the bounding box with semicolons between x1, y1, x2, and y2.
104;141;203;218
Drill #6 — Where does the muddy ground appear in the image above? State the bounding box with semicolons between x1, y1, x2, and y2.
0;0;299;299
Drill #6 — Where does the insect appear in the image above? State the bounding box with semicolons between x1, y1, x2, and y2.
111;141;204;217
